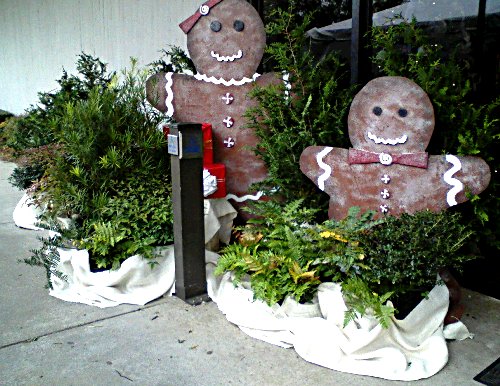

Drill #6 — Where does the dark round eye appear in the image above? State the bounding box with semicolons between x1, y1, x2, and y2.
372;106;383;116
398;108;408;117
210;20;222;32
233;20;245;32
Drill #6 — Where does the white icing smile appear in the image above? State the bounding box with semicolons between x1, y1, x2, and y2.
211;50;243;62
367;131;408;146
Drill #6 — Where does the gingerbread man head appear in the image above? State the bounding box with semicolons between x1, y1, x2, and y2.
348;76;435;153
180;0;266;80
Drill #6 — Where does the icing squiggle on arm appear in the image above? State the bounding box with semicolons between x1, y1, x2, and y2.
317;147;333;191
165;72;174;117
226;191;264;202
282;71;291;100
444;154;463;206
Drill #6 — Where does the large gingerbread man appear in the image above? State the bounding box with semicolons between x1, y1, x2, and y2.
146;0;280;206
300;76;491;220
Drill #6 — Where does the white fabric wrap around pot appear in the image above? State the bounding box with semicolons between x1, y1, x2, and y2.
205;266;473;382
50;247;176;308
12;193;45;230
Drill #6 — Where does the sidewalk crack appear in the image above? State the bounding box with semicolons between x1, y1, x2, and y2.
0;301;165;350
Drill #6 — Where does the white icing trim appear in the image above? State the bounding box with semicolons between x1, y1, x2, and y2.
226;191;264;202
211;50;243;62
367;131;408;146
316;147;333;191
282;71;291;100
194;72;260;86
165;72;174;117
444;154;463;206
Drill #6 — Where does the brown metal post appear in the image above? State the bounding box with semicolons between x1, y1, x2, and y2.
351;0;373;85
168;123;209;305
473;0;489;101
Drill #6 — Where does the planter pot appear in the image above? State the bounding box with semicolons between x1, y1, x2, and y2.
390;270;464;324
393;287;434;320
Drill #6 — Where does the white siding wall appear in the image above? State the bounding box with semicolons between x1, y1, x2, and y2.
0;0;200;114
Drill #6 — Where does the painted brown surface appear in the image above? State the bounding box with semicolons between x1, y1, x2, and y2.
147;0;280;208
300;76;491;220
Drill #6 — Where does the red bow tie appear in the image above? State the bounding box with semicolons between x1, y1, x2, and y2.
348;148;429;169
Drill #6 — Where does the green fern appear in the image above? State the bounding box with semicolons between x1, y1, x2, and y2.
342;277;395;329
23;234;67;289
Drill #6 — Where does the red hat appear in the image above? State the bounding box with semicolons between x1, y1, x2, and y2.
179;0;224;34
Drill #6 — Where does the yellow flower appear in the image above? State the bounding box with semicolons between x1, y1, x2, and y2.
238;231;263;246
358;254;365;260
319;231;348;243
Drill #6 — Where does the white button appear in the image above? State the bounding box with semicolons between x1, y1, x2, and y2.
379;153;393;165
222;93;234;105
199;5;210;15
381;189;390;199
380;204;389;213
224;137;235;148
223;117;234;128
381;174;391;184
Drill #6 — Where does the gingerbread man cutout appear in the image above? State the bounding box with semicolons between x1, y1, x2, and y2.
300;76;491;220
146;0;280;206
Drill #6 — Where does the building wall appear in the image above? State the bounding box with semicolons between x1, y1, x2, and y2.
0;0;200;115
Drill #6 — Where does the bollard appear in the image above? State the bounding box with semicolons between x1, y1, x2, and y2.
167;122;209;305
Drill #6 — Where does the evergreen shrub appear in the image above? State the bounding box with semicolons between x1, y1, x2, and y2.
4;54;115;189
22;55;185;280
245;6;354;212
33;59;172;270
5;53;113;152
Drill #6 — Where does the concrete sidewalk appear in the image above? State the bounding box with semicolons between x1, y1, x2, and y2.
1;160;498;386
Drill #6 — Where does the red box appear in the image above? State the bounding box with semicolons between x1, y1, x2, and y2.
162;122;213;166
161;123;170;138
202;123;214;165
204;163;226;199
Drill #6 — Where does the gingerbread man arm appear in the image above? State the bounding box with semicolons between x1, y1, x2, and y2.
300;146;336;191
255;72;284;88
440;155;491;206
146;72;201;120
146;72;170;114
300;146;361;219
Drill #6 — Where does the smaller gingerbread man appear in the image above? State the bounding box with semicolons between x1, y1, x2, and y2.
300;76;491;220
